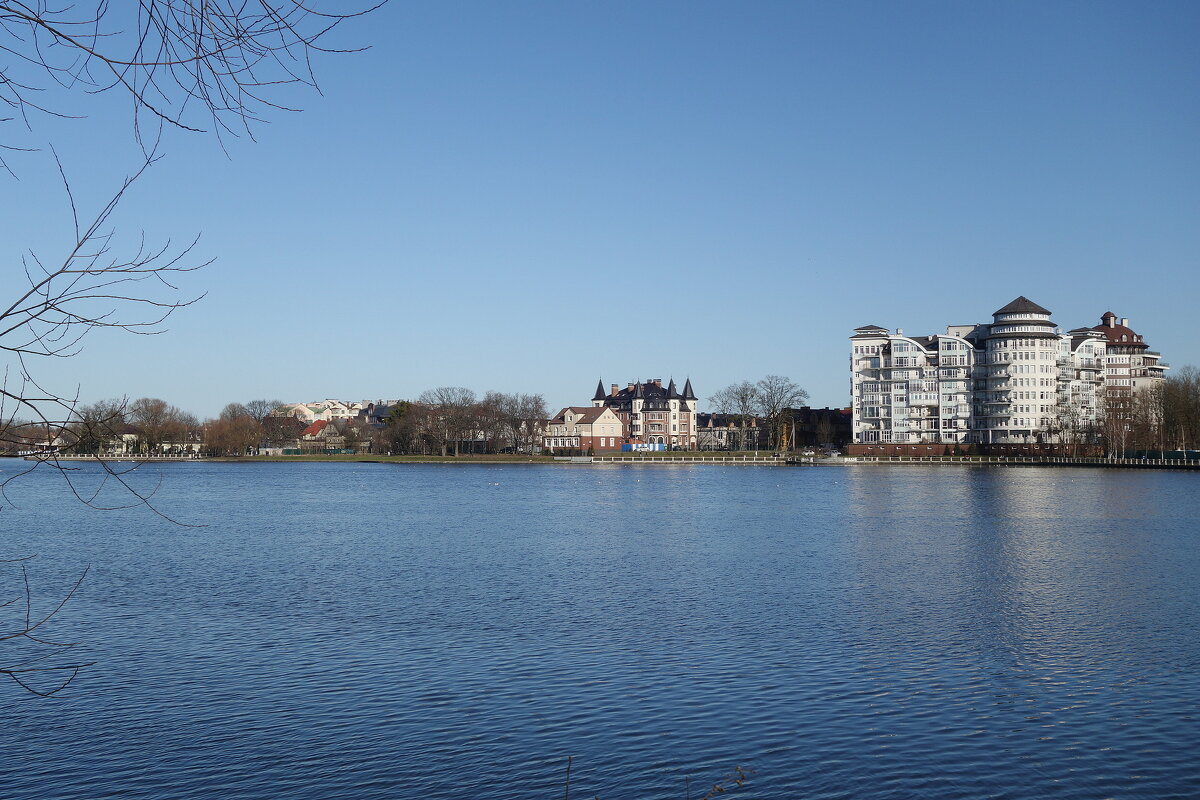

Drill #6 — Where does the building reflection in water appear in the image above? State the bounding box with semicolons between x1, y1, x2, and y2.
838;465;1193;760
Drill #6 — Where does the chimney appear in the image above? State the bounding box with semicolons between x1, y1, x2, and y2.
611;383;619;397
627;382;635;391
896;328;904;335
1121;318;1129;327
653;378;662;387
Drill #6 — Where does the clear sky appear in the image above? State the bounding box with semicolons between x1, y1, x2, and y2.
3;1;1197;419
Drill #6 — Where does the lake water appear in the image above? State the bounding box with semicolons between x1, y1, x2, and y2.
1;460;1198;799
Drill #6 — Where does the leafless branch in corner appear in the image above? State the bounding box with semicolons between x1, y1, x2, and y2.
0;557;94;697
0;1;386;160
0;146;204;526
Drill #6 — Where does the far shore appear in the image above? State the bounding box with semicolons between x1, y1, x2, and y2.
14;453;1200;470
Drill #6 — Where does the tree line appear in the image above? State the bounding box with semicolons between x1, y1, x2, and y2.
1099;366;1200;455
709;375;811;451
1;391;551;458
384;390;548;456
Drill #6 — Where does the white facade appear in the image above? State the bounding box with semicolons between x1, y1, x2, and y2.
850;297;1164;447
850;325;976;445
274;399;366;423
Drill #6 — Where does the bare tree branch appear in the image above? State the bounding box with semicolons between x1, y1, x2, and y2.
0;559;94;697
1;1;385;157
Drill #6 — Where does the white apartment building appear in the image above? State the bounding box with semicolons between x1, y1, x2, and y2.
850;297;1166;450
850;323;976;446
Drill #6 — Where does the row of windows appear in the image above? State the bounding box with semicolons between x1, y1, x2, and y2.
987;337;1056;350
988;350;1056;362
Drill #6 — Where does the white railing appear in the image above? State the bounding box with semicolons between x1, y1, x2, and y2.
846;455;1200;469
591;454;786;464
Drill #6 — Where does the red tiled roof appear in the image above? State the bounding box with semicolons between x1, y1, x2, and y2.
302;420;330;437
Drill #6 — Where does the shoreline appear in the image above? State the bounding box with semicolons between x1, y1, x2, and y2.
15;454;1200;471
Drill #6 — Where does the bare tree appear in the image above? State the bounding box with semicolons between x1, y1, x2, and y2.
710;381;759;451
418;387;478;456
814;414;835;448
203;402;261;455
502;393;548;454
243;399;283;423
475;391;502;453
61;399;128;455
1161;365;1200;452
1;154;206;444
128;397;191;454
756;375;809;451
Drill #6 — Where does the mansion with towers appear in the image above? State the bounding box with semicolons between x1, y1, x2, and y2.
850;297;1167;454
543;378;699;452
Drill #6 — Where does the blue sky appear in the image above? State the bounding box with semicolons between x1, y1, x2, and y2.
3;1;1197;418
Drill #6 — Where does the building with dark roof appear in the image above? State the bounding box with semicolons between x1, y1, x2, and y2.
1090;311;1168;393
590;378;699;448
696;412;768;451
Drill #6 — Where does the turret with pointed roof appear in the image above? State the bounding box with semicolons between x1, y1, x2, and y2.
593;378;606;402
585;377;699;449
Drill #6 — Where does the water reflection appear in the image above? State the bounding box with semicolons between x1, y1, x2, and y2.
2;461;1198;800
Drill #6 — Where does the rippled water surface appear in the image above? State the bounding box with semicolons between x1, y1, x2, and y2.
2;461;1198;799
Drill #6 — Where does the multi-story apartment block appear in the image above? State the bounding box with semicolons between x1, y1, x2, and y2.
851;322;977;447
1092;311;1167;395
591;378;698;448
850;297;1167;453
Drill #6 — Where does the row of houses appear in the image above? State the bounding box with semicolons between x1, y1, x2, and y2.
267;380;851;455
542;378;850;453
2;413;378;458
273;399;377;424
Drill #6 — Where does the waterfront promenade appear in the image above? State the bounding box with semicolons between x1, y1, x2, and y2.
18;453;1200;470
